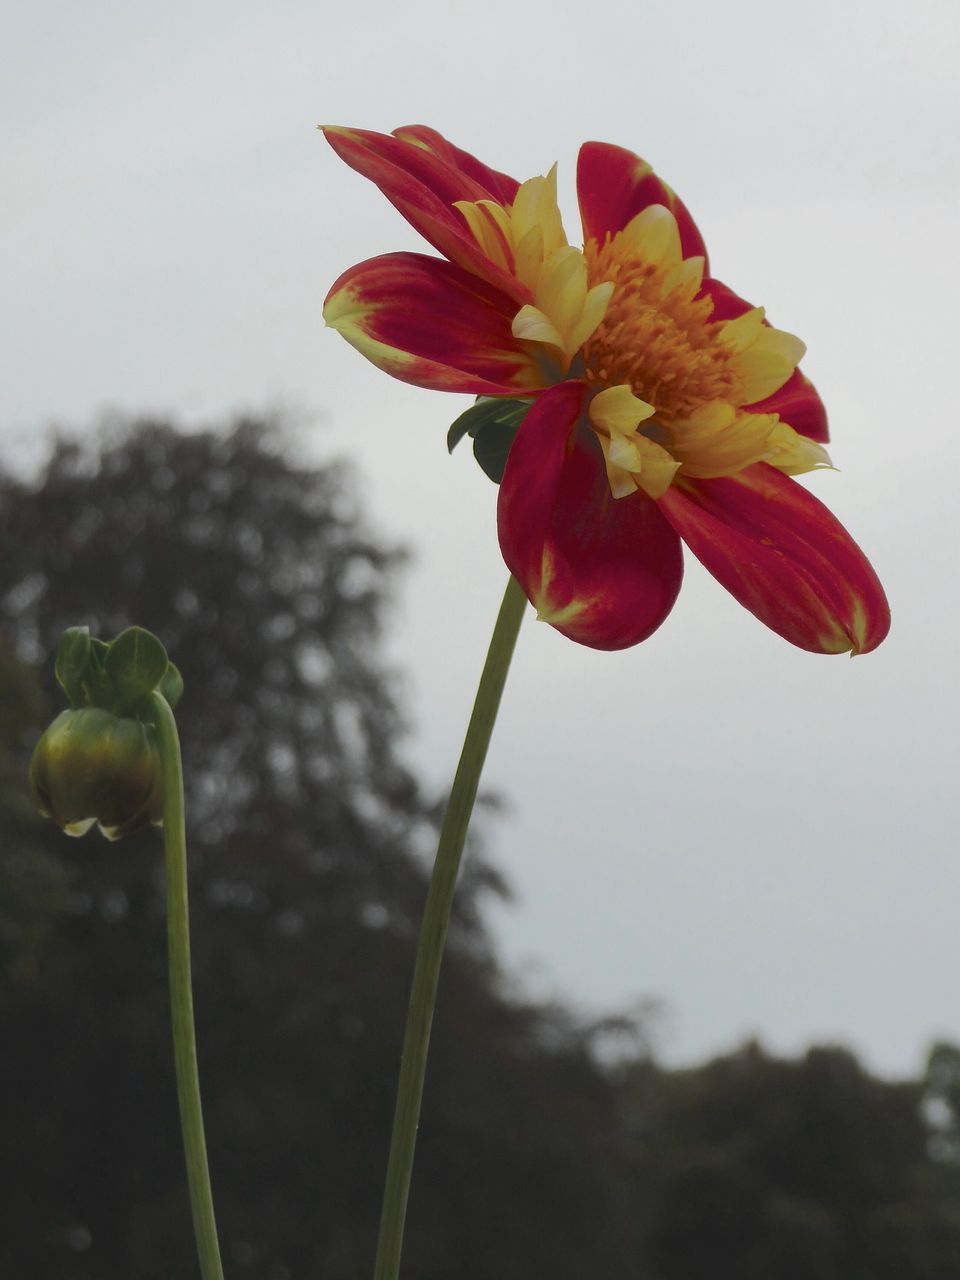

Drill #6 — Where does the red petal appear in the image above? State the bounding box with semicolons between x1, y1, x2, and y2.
747;369;829;444
322;126;528;304
325;252;539;395
392;125;520;205
658;465;890;654
498;382;684;650
577;142;708;266
698;275;754;322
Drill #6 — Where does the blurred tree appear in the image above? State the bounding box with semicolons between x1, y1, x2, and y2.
623;1039;960;1280
0;644;72;979
4;417;960;1279
0;417;637;1279
924;1042;960;1163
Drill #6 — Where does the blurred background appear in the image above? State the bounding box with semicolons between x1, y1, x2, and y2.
2;0;958;1275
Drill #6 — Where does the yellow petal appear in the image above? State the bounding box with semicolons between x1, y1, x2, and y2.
718;307;766;352
591;388;679;500
630;435;681;499
672;403;782;478
597;436;645;499
659;254;705;303
734;341;805;402
622;205;683;269
511;165;567;255
514;224;545;294
536;247;588;342
64;817;96;837
589;384;656;435
720;311;806;402
755;324;806;367
764;422;834;475
512;304;564;349
569;281;615;351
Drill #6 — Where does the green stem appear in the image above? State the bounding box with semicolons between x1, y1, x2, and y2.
150;691;225;1280
373;574;528;1280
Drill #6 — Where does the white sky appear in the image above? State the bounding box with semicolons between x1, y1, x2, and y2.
3;0;958;1077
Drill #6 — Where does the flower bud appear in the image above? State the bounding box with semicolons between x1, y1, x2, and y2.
29;707;163;841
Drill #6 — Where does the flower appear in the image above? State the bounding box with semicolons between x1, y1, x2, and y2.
322;125;889;654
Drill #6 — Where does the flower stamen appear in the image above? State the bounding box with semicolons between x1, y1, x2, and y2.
581;206;826;491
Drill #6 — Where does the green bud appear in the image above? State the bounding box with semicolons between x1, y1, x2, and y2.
29;707;164;841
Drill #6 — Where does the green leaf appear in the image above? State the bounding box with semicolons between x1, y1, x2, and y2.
104;627;170;713
159;661;185;710
446;397;530;455
88;638;110;667
473;421;523;484
79;637;116;710
54;627;91;707
447;397;532;484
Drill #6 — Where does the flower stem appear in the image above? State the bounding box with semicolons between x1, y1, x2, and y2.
373;574;528;1280
150;691;225;1280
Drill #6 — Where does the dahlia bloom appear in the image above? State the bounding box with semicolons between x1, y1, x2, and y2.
323;125;889;654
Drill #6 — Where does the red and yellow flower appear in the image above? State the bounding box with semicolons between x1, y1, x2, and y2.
322;125;889;654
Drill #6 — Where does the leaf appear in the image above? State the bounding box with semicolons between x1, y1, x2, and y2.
80;637;117;710
446;397;531;455
104;627;170;713
54;627;91;707
447;397;532;484
159;661;184;710
88;638;110;667
473;421;522;484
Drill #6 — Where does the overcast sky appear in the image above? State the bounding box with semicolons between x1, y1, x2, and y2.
3;0;958;1077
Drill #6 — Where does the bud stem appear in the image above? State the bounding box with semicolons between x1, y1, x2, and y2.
150;691;225;1280
373;574;527;1280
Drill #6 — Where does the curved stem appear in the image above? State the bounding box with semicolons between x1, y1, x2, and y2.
373;574;528;1280
150;691;225;1280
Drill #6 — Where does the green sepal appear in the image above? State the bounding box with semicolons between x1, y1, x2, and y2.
54;627;92;708
105;627;171;714
159;661;184;710
473;421;521;483
81;637;117;710
48;623;183;722
446;397;531;483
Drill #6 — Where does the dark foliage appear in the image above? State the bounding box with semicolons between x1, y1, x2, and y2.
2;416;959;1279
625;1040;960;1280
0;419;636;1279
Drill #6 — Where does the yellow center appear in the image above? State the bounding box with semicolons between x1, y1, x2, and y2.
582;233;735;422
457;175;831;499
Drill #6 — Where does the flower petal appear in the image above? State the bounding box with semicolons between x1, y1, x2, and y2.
577;141;708;266
498;382;684;649
748;369;830;444
322;126;529;303
324;252;540;395
699;277;829;442
658;465;890;654
722;315;807;404
391;125;520;205
698;274;753;322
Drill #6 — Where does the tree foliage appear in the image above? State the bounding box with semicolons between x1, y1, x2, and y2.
625;1039;960;1280
0;418;634;1278
1;416;958;1279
